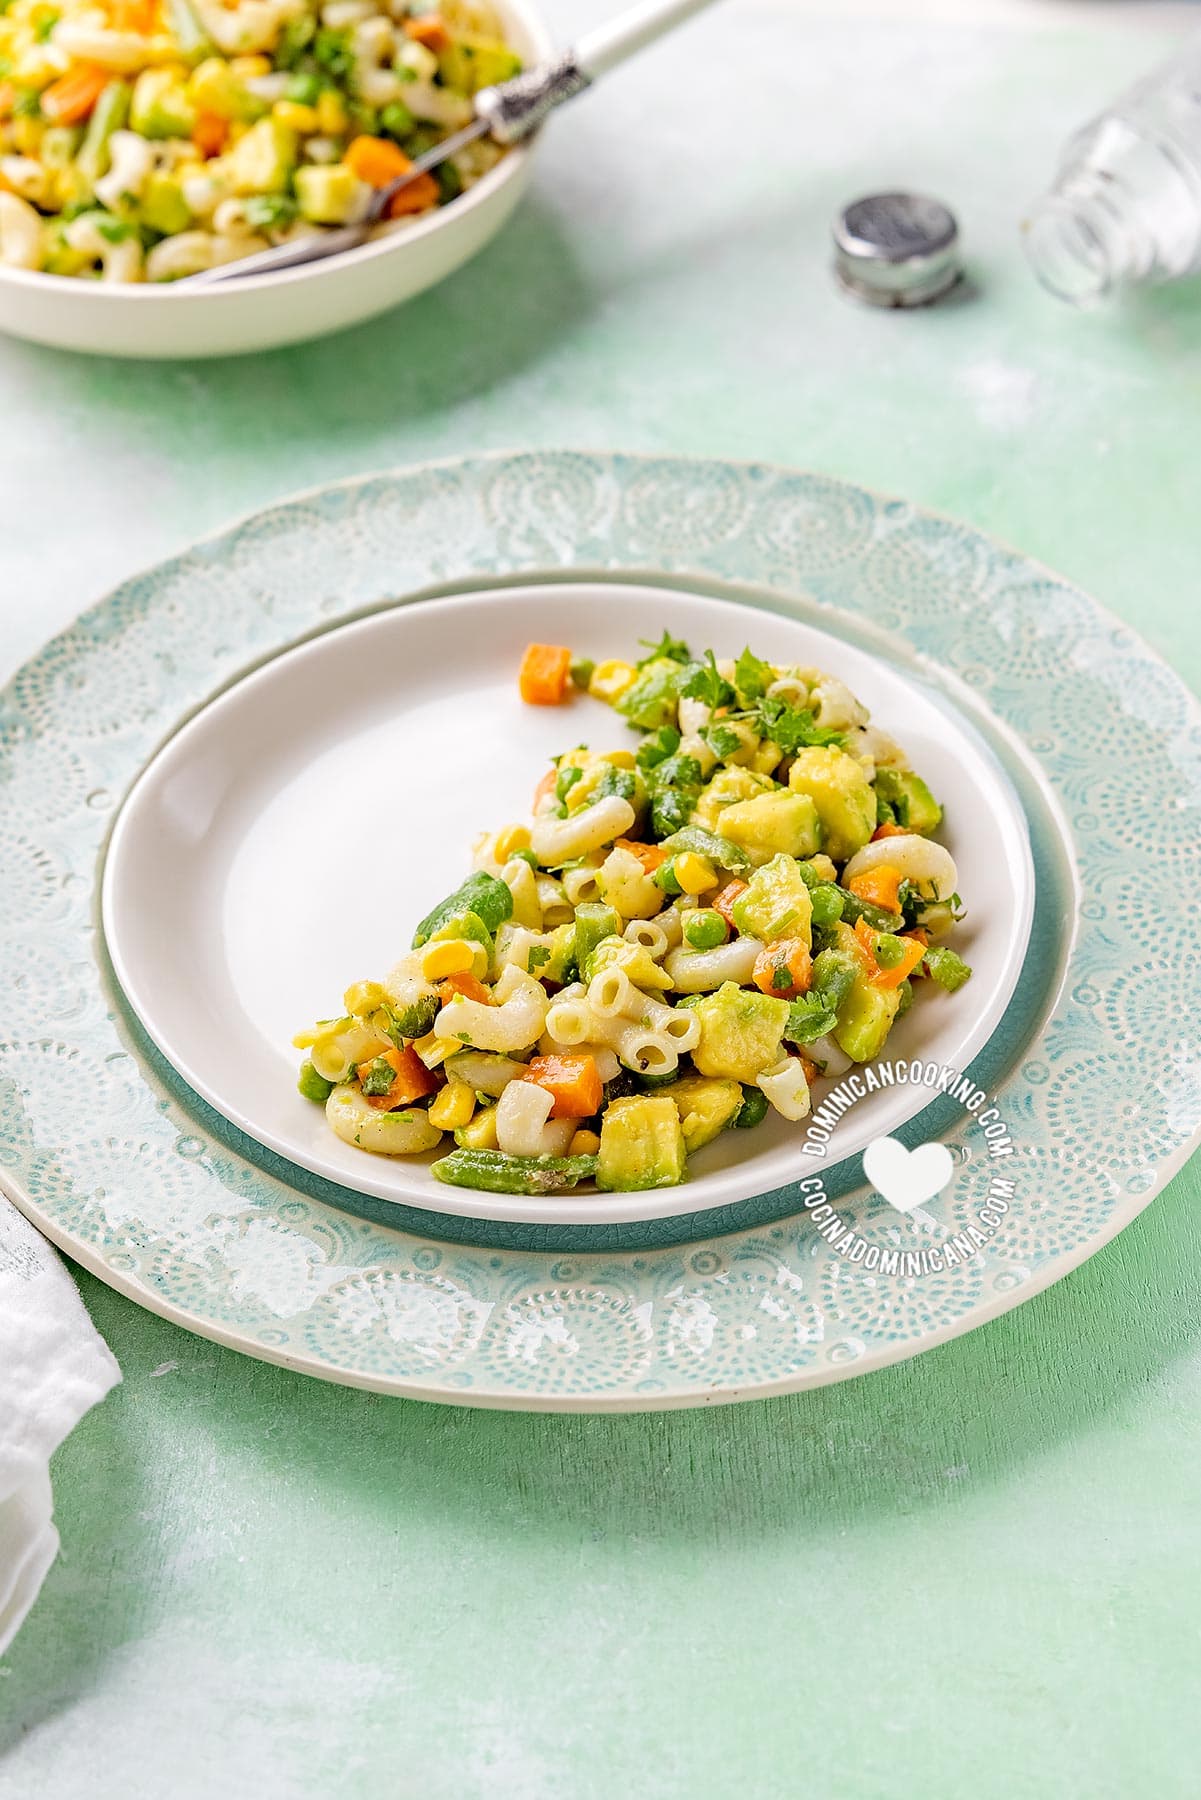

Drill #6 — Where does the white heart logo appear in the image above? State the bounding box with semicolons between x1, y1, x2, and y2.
863;1136;955;1214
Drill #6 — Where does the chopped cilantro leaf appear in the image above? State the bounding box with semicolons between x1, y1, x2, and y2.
593;763;638;804
755;695;843;753
635;725;681;772
784;994;838;1045
647;753;703;838
680;650;734;712
527;945;551;971
360;1057;396;1097
733;646;774;704
242;193;298;231
705;721;744;761
638;631;691;667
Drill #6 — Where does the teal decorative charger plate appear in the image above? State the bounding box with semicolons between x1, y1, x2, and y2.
2;451;1199;1409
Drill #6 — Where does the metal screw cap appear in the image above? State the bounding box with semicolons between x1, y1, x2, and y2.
833;192;963;307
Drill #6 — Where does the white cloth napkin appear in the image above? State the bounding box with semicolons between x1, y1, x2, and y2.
0;1201;120;1653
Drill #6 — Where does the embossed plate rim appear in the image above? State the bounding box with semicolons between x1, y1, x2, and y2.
1;449;1198;1409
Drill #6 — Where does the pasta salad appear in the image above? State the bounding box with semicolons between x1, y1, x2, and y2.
0;0;518;282
295;635;973;1196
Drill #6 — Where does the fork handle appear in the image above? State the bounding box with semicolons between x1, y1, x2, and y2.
476;0;723;142
575;0;722;79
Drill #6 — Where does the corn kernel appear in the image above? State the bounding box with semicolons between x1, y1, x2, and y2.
494;823;531;862
412;1028;457;1070
675;853;717;895
12;117;42;157
457;1105;499;1150
589;659;637;704
316;89;349;135
600;750;637;769
568;1128;600;1156
421;940;476;981
230;55;272;78
273;100;319;133
343;979;384;1016
751;739;782;775
429;1081;476;1130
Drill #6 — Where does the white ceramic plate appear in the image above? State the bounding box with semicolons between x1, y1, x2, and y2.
101;580;1034;1226
0;1;550;359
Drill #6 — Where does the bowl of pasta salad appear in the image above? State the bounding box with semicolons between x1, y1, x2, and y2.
0;0;551;355
101;581;1035;1228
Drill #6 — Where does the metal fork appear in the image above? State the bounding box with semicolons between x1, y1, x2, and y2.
186;0;723;285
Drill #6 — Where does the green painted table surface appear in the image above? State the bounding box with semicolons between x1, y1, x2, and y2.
3;4;1201;1794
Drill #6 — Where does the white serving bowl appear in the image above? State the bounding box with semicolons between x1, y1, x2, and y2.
0;0;552;360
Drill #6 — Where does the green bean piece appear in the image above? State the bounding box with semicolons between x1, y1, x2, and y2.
413;871;513;946
922;945;972;992
431;1149;600;1195
658;825;752;873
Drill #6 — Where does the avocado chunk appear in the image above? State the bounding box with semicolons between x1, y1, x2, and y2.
692;766;777;834
569;902;621;977
788;747;876;862
716;792;820;866
691;982;790;1084
188;57;266;123
227;118;298;197
825;923;902;1061
834;974;901;1062
875;767;943;836
439;36;523;94
597;1095;687;1191
294;161;371;223
664;1075;743;1151
584;934;673;991
130;68;196;140
730;854;814;947
140;172;192;236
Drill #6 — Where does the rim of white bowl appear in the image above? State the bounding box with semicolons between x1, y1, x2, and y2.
0;0;554;302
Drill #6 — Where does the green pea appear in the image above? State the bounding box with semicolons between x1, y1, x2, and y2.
285;71;322;105
873;932;908;970
683;908;728;950
380;99;415;139
653;858;683;897
809;883;844;928
297;1060;334;1104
